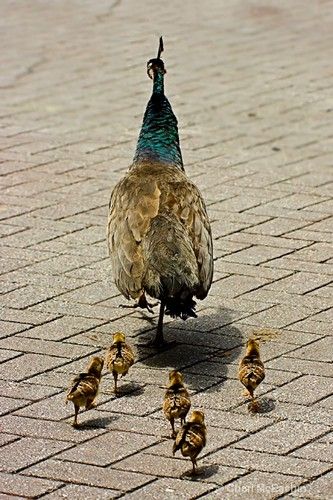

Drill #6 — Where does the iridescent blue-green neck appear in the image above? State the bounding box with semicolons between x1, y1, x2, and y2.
133;70;184;170
153;71;164;95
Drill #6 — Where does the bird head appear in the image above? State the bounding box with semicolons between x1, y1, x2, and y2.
168;369;183;385
246;338;260;355
113;331;126;344
147;36;166;79
87;356;104;377
189;410;205;424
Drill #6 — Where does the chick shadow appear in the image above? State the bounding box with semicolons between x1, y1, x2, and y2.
136;305;245;393
102;382;145;399
73;414;119;430
248;396;276;414
117;381;145;398
181;464;219;480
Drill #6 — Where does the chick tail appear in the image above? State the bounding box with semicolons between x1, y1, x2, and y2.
142;214;199;320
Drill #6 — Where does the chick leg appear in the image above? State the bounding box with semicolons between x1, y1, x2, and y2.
86;397;96;411
73;404;80;427
191;458;198;475
113;371;118;396
170;417;176;439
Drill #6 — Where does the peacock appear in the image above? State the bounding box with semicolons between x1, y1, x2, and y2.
107;37;213;346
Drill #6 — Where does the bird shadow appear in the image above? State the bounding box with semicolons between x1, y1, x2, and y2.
117;381;145;398
181;464;219;480
103;382;145;399
248;397;276;414
73;414;119;430
135;305;245;393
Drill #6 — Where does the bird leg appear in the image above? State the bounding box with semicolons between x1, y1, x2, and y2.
113;371;118;396
85;398;96;411
72;404;80;427
249;397;260;413
242;388;254;399
150;301;166;347
191;458;198;475
170;417;176;439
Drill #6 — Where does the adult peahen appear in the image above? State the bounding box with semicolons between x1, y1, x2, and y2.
107;38;213;346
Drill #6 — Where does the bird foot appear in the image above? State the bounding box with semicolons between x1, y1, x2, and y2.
248;398;260;413
85;402;97;411
146;337;176;350
118;296;158;314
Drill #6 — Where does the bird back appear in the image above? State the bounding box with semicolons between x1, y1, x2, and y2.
66;374;100;405
239;355;265;391
163;384;191;420
106;342;135;376
107;39;213;320
173;421;206;458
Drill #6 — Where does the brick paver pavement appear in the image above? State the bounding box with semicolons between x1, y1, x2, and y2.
0;0;332;498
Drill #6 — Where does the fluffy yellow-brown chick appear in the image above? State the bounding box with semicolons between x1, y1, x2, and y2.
172;410;206;475
66;356;104;427
163;370;191;438
105;332;135;395
239;338;265;401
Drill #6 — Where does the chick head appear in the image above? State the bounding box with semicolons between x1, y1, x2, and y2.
113;331;126;344
246;338;260;352
88;356;104;375
189;410;205;424
168;370;183;385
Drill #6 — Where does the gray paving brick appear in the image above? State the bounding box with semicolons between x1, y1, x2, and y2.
210;447;331;479
1;0;333;495
25;458;152;491
0;396;30;416
234;420;330;454
0;321;30;337
0;353;66;382
268;375;333;405
0;349;21;363
20;316;105;342
0;471;61;498
0;336;97;359
247;217;311;237
265;256;333;275
201;471;306;499
286;337;333;363
125;477;215;499
267;356;333;377
0;414;106;443
218;261;292;280
289;242;333;262
314;395;333;411
223;245;293;265
227;232;312;250
282;471;333;499
0;437;72;473
0;434;20;447
97;384;162;417
57;430;159;466
291;440;333;463
239;304;315;328
40;484;120;499
262;272;332;294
